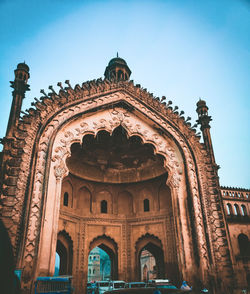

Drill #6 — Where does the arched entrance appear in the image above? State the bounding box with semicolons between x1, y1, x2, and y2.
56;231;73;275
136;234;165;281
0;57;235;294
140;249;156;281
31;103;210;293
89;235;118;281
88;247;111;281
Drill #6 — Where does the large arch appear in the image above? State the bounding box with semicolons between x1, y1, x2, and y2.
8;87;232;292
24;100;208;287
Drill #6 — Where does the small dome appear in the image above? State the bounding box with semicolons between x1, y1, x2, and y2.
196;99;207;108
108;57;127;67
17;62;30;72
104;55;131;81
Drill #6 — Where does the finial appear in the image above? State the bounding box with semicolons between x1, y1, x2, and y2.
117;52;119;58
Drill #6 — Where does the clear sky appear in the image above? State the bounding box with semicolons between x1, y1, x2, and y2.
0;0;249;188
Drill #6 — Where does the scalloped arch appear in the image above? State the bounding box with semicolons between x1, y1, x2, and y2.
52;106;183;188
89;234;118;253
135;233;163;251
58;229;73;248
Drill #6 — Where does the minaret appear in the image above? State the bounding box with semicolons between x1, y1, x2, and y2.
104;54;131;81
6;62;30;138
196;99;216;166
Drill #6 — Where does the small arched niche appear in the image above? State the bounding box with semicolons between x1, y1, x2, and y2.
61;179;73;208
95;190;112;214
117;191;133;216
159;184;172;212
77;186;92;214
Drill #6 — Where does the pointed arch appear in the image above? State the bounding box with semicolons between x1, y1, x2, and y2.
56;230;73;275
238;234;249;256
135;234;165;280
21;93;216;289
89;235;118;280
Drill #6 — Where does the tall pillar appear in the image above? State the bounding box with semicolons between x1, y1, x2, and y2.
196;99;235;293
6;62;30;138
196;99;216;166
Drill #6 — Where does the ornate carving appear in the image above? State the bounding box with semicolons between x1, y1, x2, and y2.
0;79;233;288
54;160;68;180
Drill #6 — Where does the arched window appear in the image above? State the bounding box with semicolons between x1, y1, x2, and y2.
118;70;123;80
93;269;95;274
144;199;150;212
89;269;91;274
241;205;247;216
234;204;240;215
101;200;107;213
238;234;249;256
63;192;69;206
226;203;232;215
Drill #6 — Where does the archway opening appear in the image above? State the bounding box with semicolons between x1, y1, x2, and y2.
140;249;156;281
56;231;73;275
54;252;60;276
58;124;180;286
136;236;165;282
56;240;68;275
88;247;111;281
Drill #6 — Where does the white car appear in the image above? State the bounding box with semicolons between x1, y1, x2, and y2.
96;281;111;294
109;280;126;290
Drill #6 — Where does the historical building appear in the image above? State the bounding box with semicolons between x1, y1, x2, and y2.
0;57;249;294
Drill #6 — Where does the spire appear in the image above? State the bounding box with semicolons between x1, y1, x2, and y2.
104;55;131;81
196;99;217;166
6;63;30;138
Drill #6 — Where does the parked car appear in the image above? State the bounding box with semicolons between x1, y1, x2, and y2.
87;282;95;294
103;288;193;294
126;282;146;288
109;281;126;290
147;279;177;289
96;281;111;294
34;276;73;294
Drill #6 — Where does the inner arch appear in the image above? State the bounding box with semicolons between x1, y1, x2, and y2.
66;125;167;183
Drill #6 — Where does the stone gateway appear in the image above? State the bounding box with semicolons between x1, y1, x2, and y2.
0;57;249;293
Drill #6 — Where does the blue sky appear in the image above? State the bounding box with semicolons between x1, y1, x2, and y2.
0;0;249;188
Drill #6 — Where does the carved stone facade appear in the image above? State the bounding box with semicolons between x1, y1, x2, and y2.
221;187;250;290
0;58;248;293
